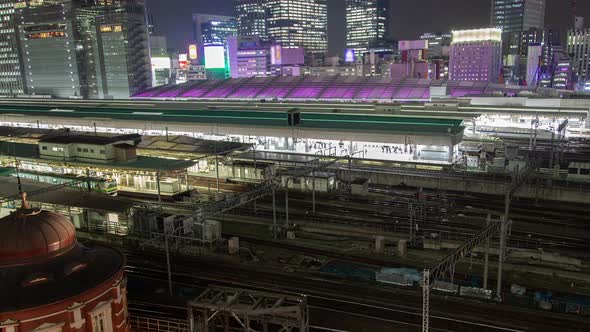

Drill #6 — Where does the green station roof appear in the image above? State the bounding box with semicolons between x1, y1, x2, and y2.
0;102;464;136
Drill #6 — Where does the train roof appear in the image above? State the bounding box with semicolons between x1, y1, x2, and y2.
0;100;465;136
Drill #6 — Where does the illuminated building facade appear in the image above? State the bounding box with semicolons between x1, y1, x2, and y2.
266;0;327;54
193;14;237;65
345;0;389;54
0;1;24;97
491;0;546;84
235;0;327;55
567;28;590;85
235;0;268;41
449;28;503;82
15;0;150;99
490;0;545;34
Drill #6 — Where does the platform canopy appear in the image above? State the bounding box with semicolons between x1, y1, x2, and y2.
134;76;547;101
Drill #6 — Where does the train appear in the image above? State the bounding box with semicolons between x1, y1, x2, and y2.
1;168;118;195
478;126;554;141
568;162;590;183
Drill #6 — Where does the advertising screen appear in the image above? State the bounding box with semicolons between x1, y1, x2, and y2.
179;54;188;70
344;49;355;62
205;45;226;69
271;45;282;65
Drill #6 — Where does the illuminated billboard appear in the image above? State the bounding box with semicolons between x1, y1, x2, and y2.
204;45;226;69
188;44;198;60
271;45;282;65
344;49;355;62
179;53;188;70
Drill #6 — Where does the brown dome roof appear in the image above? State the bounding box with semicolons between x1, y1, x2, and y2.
0;208;76;266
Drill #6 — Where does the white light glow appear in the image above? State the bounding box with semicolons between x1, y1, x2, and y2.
452;28;502;43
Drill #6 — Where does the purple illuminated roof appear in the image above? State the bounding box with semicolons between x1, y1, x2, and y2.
133;76;541;101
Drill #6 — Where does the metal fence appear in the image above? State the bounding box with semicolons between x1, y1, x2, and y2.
130;315;189;332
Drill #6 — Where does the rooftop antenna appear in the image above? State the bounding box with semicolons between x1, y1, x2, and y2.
572;0;577;28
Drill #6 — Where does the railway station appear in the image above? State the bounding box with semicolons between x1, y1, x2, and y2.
0;97;589;331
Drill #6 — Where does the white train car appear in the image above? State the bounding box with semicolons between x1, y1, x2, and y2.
568;162;590;183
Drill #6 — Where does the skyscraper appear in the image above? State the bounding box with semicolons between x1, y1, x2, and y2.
193;14;238;46
449;28;503;83
15;0;151;99
266;0;327;54
345;0;389;54
567;28;590;85
235;0;328;55
491;0;546;83
235;0;267;40
490;0;546;34
0;1;24;96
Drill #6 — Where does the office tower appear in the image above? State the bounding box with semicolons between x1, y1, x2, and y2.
346;0;389;54
193;14;238;46
266;0;327;54
490;0;546;34
235;0;327;55
95;0;152;98
420;32;452;59
0;1;24;96
567;28;590;85
235;0;268;40
16;1;84;98
15;0;151;99
449;28;503;83
491;0;546;83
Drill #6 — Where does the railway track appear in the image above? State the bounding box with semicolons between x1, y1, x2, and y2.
119;247;590;332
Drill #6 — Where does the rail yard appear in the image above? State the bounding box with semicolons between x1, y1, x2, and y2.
0;96;589;331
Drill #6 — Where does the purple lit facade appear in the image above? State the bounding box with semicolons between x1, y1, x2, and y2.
449;29;503;83
134;76;542;101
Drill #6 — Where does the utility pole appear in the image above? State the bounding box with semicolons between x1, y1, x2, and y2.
483;214;491;289
272;186;277;239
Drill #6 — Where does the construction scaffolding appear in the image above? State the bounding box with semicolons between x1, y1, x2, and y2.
187;286;309;332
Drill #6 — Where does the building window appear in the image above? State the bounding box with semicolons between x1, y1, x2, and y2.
78;147;82;152
41;146;47;151
90;149;95;153
89;300;113;332
52;147;64;152
100;150;106;154
83;148;89;153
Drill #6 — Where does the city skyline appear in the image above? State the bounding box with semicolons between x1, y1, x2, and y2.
148;0;590;55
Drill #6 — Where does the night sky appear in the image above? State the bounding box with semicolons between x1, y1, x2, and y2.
147;0;590;56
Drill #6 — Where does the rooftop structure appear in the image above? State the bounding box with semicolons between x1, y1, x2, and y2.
0;193;128;331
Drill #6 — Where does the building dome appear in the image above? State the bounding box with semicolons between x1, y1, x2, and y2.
0;195;76;266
